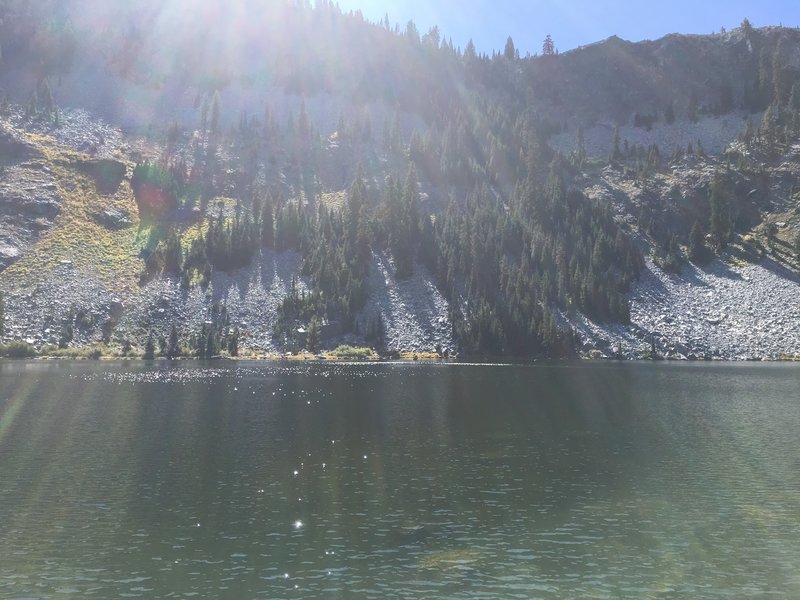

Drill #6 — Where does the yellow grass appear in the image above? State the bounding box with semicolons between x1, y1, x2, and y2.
1;125;142;293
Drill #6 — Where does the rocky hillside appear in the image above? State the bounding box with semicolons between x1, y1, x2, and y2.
0;3;799;360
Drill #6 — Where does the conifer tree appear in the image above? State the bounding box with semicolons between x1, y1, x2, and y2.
210;90;221;134
665;100;675;124
227;327;239;356
773;38;789;108
687;94;699;123
143;330;155;359
609;125;622;163
405;20;420;44
794;232;800;265
575;125;586;168
742;117;755;145
261;193;275;249
709;176;732;249
297;98;310;143
307;316;321;353
504;37;516;61
393;164;421;278
0;291;4;337
688;221;707;263
761;103;779;147
39;79;54;114
758;47;773;109
167;323;179;358
542;34;555;56
205;325;217;357
163;229;182;274
464;39;477;62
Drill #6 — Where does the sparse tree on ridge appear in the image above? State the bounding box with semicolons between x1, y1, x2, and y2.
504;36;516;61
405;20;419;44
465;38;477;62
542;34;555;56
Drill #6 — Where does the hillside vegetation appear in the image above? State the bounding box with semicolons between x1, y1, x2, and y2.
0;2;798;359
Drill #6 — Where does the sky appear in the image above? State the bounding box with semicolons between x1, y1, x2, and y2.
333;0;800;55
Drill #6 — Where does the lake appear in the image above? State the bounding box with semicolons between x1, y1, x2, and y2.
1;360;799;598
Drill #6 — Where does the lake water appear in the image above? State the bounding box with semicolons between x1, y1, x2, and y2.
1;361;799;598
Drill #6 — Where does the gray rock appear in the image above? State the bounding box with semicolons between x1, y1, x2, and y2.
94;207;132;229
0;242;20;268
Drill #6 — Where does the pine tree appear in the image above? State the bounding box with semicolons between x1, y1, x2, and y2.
504;36;516;61
143;330;155;360
741;17;753;36
542;34;555;56
688;221;707;263
405;20;420;44
227;327;239;356
794;232;800;265
307;316;321;353
59;323;73;349
665;100;675;124
709;176;732;249
261;193;275;249
210;90;221;134
773;38;789;108
39;79;54;115
393;164;421;278
167;323;179;358
719;80;734;114
687;94;699;123
163;229;182;274
575;125;586;168
464;39;477;63
206;326;217;357
297;97;310;143
761;103;779;147
26;90;38;118
742;117;755;145
200;96;209;130
609;125;622;163
758;47;773;109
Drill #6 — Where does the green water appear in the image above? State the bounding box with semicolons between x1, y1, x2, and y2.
1;360;799;598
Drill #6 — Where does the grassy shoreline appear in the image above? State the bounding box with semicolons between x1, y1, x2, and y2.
0;340;446;362
0;341;800;364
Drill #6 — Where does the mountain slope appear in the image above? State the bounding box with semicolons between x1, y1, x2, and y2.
0;3;799;359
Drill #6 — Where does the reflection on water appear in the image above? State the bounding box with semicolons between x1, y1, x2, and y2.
1;361;799;598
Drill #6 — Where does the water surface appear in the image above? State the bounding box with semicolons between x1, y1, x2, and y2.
1;360;799;598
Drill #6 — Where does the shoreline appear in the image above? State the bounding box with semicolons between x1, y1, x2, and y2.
1;348;798;363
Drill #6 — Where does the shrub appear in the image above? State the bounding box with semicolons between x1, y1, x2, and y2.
0;341;38;358
330;345;375;359
40;344;106;359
